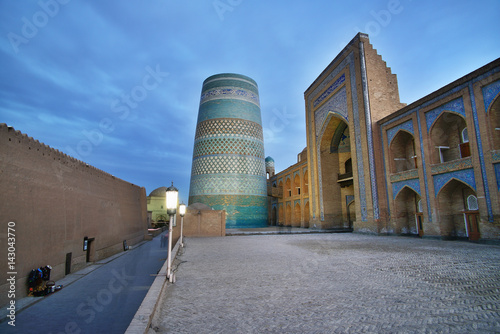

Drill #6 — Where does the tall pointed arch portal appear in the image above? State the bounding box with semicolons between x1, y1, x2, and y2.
318;114;355;228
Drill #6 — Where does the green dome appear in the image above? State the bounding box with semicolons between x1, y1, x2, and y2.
149;186;167;197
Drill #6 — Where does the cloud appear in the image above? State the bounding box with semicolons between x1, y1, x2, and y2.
0;0;499;197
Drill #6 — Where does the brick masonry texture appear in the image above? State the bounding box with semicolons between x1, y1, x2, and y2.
152;234;500;333
0;124;147;308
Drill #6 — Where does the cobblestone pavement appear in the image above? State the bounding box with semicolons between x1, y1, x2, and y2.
151;234;500;333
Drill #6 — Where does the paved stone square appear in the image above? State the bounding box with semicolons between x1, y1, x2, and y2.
151;234;500;333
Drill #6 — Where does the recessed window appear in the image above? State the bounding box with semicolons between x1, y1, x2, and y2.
461;127;469;143
467;195;478;211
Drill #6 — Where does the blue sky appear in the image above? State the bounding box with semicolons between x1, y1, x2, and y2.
1;0;499;203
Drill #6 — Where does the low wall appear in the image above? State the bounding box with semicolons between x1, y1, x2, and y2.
182;208;226;237
0;124;148;308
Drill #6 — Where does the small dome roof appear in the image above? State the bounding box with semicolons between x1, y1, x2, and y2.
188;203;213;211
265;156;274;162
149;186;167;197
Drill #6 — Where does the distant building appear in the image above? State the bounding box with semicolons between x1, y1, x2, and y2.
269;32;500;241
147;186;169;225
268;149;310;228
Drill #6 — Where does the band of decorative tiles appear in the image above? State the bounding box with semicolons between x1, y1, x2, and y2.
432;168;476;195
202;76;259;94
188;194;268;228
430;157;472;175
315;86;348;138
200;86;260;107
193;137;264;158
189;174;267;197
494;163;500;191
425;97;465;132
197;100;263;124
313;73;346;108
389;169;419;183
387;119;414;146
492;150;500;163
392;178;421;199
482;80;500;112
191;154;266;176
195;118;263;140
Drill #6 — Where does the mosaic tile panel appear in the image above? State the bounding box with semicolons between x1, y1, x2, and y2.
432;168;476;195
425;97;465;132
492;151;500;163
200;86;260;107
189;174;267;196
469;82;493;221
380;119;391;217
313;73;346;108
495;163;500;191
346;195;355;207
387;120;414;146
359;40;379;220
193;137;265;158
265;157;275;169
189;194;268;228
315;86;348;138
203;76;259;94
417;109;433;221
430;157;472;175
191;155;266;176
195;118;263;140
392;178;421;200
198;100;263;124
389;169;419;183
330;119;350;154
482;79;500;112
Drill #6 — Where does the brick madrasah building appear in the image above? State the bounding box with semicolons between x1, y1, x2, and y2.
1;32;499;306
188;33;500;242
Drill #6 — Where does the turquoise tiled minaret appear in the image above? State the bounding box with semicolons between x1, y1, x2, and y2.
188;73;268;228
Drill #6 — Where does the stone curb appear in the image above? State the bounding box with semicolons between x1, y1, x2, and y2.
125;239;181;334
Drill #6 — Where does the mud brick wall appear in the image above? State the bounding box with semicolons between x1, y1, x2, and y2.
0;124;148;307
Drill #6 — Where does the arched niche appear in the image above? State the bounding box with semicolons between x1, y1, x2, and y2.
429;112;468;164
390;130;417;173
393;186;420;235
436;178;477;239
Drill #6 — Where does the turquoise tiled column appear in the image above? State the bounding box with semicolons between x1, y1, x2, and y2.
188;73;268;228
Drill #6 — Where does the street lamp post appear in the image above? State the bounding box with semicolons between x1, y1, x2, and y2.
166;182;178;283
179;203;186;248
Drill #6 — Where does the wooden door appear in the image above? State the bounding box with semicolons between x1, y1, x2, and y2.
460;142;470;158
415;213;424;237
464;211;480;241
